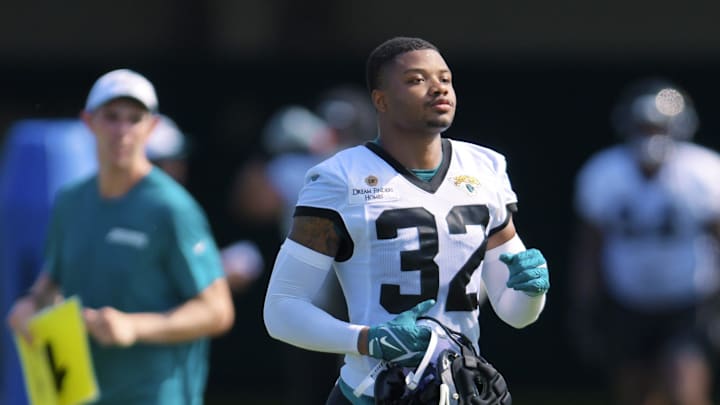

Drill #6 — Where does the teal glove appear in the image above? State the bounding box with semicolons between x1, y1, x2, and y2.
500;249;550;297
367;299;435;367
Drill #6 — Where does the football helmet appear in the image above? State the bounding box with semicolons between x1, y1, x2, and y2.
314;85;377;149
261;105;335;156
368;317;511;405
610;77;698;167
146;114;188;161
611;77;698;141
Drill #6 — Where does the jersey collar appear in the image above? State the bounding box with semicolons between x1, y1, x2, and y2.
364;138;452;194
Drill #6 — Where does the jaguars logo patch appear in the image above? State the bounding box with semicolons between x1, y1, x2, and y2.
450;175;480;195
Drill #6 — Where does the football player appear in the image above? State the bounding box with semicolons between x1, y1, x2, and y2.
263;36;550;404
570;77;720;405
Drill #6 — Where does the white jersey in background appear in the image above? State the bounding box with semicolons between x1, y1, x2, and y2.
574;141;720;311
294;138;517;390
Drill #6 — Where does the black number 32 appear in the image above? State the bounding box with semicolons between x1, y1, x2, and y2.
375;205;489;314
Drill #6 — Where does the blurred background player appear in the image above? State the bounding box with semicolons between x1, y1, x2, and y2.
261;84;377;236
569;77;720;405
145;114;191;186
147;114;265;293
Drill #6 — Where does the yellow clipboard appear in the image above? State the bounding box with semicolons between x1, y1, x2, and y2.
14;296;99;405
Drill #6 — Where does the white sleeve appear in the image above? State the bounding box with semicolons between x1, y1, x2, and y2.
481;235;546;328
295;158;347;211
263;239;364;354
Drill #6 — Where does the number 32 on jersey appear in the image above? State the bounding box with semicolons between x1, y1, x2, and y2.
375;204;489;314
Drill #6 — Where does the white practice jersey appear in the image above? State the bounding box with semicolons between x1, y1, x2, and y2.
294;138;517;391
574;141;720;310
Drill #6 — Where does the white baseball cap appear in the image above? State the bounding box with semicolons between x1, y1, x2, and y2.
85;68;158;112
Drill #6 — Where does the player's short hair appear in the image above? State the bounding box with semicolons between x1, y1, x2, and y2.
365;37;439;93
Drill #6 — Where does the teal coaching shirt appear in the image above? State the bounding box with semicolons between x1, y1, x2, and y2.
45;167;224;405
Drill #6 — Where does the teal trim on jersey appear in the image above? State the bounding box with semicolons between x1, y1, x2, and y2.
339;378;375;405
370;137;442;182
45;167;223;405
410;166;439;182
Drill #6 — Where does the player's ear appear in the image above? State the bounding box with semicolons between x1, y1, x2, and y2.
148;113;160;132
80;110;95;133
140;113;160;143
372;89;387;113
80;110;91;124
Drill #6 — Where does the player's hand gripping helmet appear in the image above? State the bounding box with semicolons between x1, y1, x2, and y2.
610;77;699;167
369;317;511;405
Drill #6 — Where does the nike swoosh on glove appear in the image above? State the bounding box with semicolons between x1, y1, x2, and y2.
500;249;550;297
367;299;435;367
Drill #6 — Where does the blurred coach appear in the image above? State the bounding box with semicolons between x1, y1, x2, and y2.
6;68;234;405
